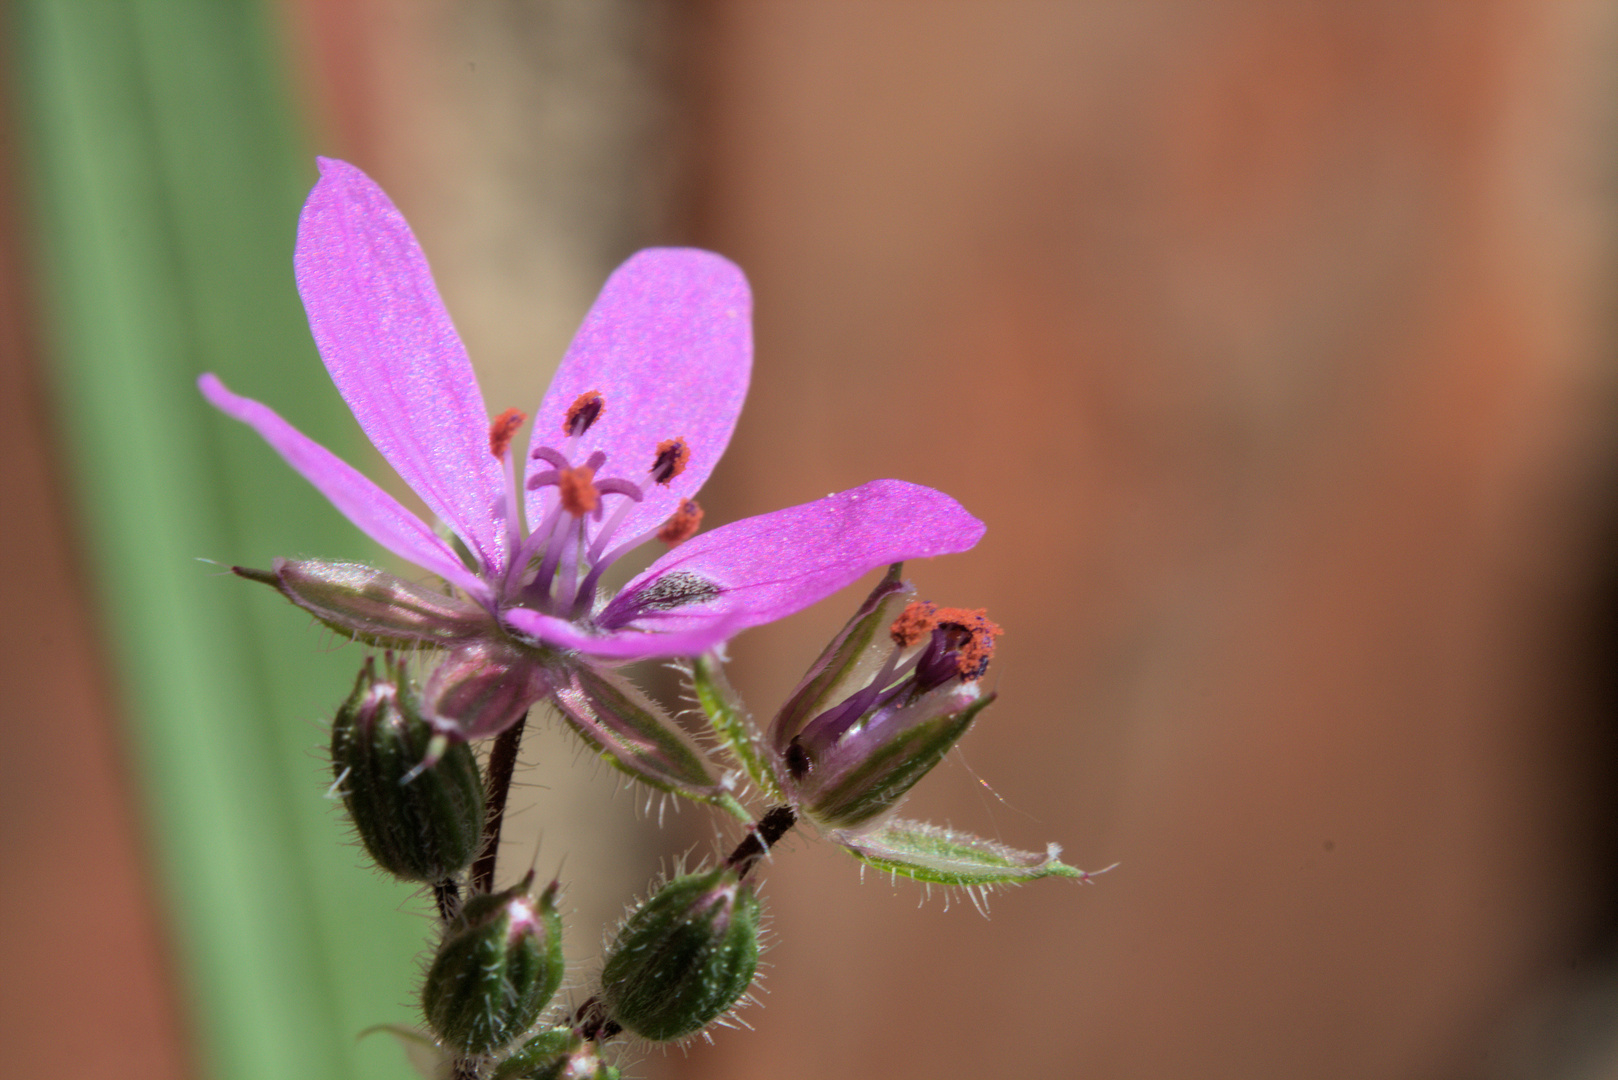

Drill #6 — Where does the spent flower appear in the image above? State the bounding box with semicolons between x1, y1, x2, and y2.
770;569;1002;830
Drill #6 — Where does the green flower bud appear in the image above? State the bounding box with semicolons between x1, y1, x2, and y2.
330;655;485;882
599;867;761;1042
492;1028;620;1080
423;875;566;1056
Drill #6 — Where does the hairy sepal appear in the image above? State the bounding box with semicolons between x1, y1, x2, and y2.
799;692;992;831
835;819;1088;886
549;663;748;820
237;559;492;647
689;652;781;801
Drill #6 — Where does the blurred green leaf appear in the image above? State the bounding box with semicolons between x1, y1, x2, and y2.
10;3;425;1077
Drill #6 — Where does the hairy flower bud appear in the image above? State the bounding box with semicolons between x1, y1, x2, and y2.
492;1028;621;1080
330;655;485;882
423;875;565;1056
599;867;761;1041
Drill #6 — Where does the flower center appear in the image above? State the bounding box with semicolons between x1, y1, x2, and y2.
501;391;703;619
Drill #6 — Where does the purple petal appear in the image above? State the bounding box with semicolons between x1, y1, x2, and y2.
526;249;750;540
199;374;492;604
296;158;509;576
600;480;985;635
500;606;744;661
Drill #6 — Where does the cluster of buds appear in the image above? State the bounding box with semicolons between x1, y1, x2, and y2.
320;574;1081;1077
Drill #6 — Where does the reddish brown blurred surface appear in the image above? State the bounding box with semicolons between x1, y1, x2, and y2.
677;3;1618;1078
0;43;193;1080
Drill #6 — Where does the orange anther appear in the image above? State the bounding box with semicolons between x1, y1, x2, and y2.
657;498;704;546
488;408;526;458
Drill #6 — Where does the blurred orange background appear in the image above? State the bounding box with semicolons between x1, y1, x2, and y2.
6;2;1618;1078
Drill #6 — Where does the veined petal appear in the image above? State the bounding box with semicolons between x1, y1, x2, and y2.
600;480;985;635
296;158;508;576
199;374;491;603
527;249;750;540
500;606;744;661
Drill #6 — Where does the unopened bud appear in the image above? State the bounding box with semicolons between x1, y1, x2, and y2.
492;1028;621;1080
330;655;485;882
423;875;565;1056
599;867;761;1041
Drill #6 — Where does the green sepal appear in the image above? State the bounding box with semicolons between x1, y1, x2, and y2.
330;655;485;882
803;693;993;831
422;876;566;1056
600;866;761;1042
550;663;749;820
492;1028;620;1080
690;653;781;801
237;558;493;648
835;819;1091;886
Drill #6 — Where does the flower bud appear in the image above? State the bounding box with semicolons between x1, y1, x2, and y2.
423;875;565;1056
599;867;761;1041
330;655;485;882
492;1028;621;1080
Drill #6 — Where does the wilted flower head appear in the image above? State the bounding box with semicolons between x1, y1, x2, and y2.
200;158;982;803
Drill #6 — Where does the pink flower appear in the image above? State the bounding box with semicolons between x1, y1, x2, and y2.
201;159;982;803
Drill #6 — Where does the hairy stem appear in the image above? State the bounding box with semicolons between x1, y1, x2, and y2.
472;711;528;895
726;804;798;880
448;714;529;1080
431;877;461;923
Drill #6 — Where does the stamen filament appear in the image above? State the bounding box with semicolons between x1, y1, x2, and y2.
528;504;573;605
588;491;642;564
803;642;911;745
500;442;521;566
554;515;588;611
